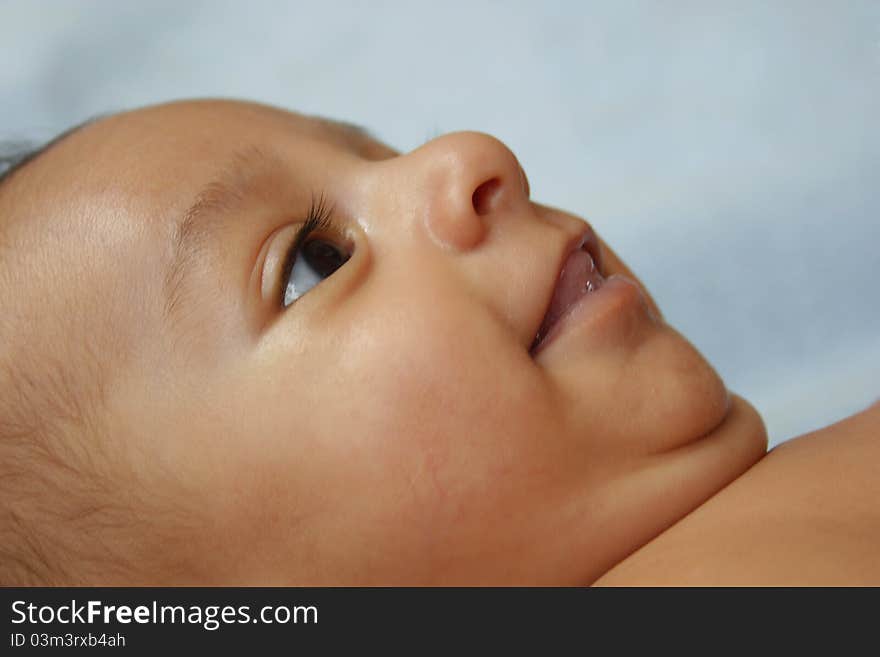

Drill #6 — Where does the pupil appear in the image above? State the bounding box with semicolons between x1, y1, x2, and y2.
304;239;346;277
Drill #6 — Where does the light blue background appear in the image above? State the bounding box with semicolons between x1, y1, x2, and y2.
2;1;877;447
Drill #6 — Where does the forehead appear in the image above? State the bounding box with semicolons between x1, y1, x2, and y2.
11;100;388;193
0;100;394;233
91;99;387;154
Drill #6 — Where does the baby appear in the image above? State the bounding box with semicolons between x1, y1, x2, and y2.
0;99;877;585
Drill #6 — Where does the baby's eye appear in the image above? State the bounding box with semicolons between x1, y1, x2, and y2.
283;236;349;308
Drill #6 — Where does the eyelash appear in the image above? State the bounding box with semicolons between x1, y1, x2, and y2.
278;194;342;307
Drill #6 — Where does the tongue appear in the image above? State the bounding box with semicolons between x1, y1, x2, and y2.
536;249;605;343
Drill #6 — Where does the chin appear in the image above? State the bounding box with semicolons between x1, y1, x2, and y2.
723;393;768;456
614;323;740;456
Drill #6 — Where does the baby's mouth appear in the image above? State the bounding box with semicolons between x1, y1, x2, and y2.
530;234;606;355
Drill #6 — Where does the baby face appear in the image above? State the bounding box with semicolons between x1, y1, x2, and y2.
1;100;766;584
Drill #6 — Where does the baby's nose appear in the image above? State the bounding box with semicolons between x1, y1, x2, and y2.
409;131;530;251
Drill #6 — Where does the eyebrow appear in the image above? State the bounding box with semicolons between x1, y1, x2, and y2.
162;117;379;320
163;146;281;319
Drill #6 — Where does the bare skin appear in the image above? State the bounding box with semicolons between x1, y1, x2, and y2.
0;99;874;585
595;400;880;585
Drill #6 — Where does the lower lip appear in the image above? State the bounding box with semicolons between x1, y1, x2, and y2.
530;274;650;357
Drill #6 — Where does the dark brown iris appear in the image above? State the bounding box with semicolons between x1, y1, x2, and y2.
303;239;348;278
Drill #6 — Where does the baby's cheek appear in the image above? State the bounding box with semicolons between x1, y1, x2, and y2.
336;323;466;452
332;322;542;518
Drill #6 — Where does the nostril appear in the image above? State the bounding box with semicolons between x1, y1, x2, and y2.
471;177;503;216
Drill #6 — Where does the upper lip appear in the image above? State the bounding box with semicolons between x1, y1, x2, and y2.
529;225;604;354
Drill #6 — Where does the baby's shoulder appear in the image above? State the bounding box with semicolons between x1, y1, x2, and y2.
594;400;880;585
